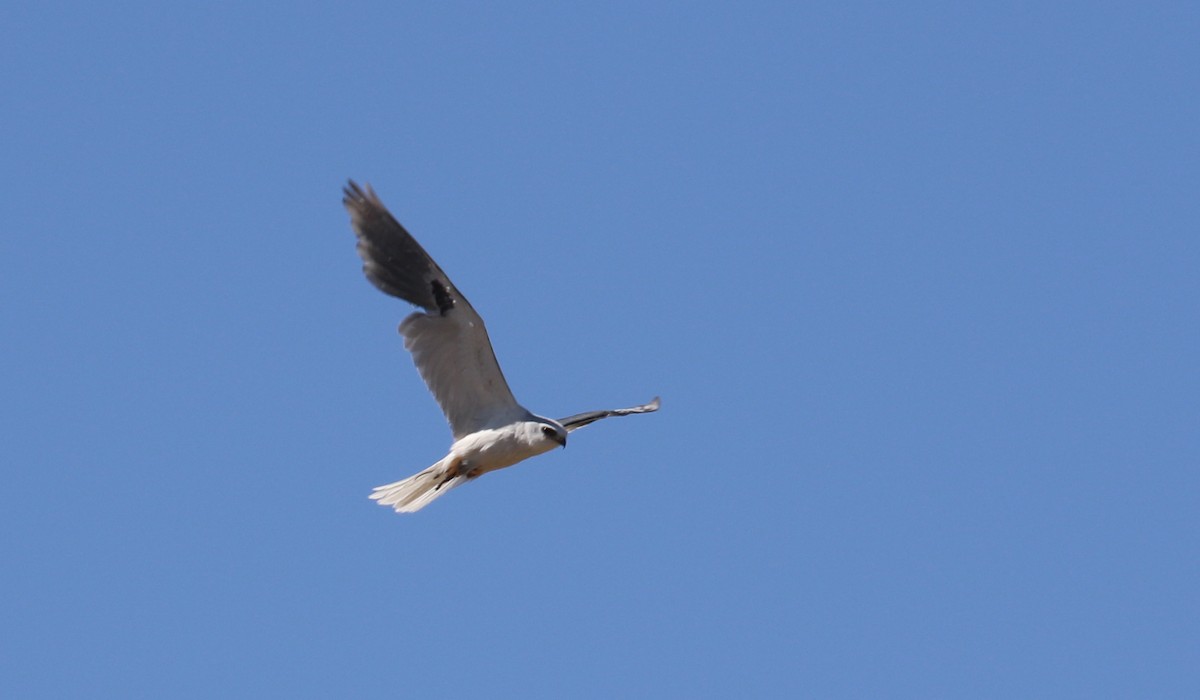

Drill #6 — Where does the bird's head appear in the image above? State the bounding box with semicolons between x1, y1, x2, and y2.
534;418;567;450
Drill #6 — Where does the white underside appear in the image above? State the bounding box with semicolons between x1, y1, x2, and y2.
370;423;560;513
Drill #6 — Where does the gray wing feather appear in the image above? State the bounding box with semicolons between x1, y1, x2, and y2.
558;397;661;433
343;181;451;310
344;181;524;439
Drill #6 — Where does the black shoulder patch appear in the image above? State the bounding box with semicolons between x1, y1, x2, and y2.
431;279;455;315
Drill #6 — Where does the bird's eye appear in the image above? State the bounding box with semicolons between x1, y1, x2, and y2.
541;426;555;437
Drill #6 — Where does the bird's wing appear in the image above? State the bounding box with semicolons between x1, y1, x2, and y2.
557;397;661;433
344;181;523;439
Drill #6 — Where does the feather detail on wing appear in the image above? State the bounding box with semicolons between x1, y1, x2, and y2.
343;181;453;310
344;181;524;438
400;311;525;438
558;397;661;433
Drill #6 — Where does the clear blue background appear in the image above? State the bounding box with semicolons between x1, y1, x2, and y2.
3;2;1197;697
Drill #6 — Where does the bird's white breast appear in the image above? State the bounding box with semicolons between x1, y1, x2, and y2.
449;424;556;474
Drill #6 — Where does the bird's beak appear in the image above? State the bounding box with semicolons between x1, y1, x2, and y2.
557;434;567;449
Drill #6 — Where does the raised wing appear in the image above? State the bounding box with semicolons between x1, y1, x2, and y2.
558;397;661;433
344;181;524;439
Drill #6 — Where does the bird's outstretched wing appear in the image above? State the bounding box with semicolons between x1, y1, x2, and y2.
558;397;661;433
344;181;524;439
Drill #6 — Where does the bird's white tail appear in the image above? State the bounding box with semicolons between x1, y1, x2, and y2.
369;455;469;513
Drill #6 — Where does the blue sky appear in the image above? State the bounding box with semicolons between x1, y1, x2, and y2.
3;2;1197;697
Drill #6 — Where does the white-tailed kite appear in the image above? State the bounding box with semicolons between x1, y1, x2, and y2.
344;181;659;513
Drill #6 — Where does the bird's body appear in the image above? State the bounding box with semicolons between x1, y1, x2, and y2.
343;181;658;513
369;420;563;512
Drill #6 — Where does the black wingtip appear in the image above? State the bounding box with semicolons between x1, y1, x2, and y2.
342;181;457;312
343;179;376;210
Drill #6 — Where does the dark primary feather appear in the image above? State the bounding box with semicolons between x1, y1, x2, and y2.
558;397;661;433
343;180;461;314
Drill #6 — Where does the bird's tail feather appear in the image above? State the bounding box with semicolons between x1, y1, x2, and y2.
369;455;468;513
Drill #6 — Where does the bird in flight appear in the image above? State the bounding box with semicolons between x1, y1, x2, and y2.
343;181;660;513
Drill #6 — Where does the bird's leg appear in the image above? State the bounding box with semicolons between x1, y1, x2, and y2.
435;455;464;491
432;456;484;489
